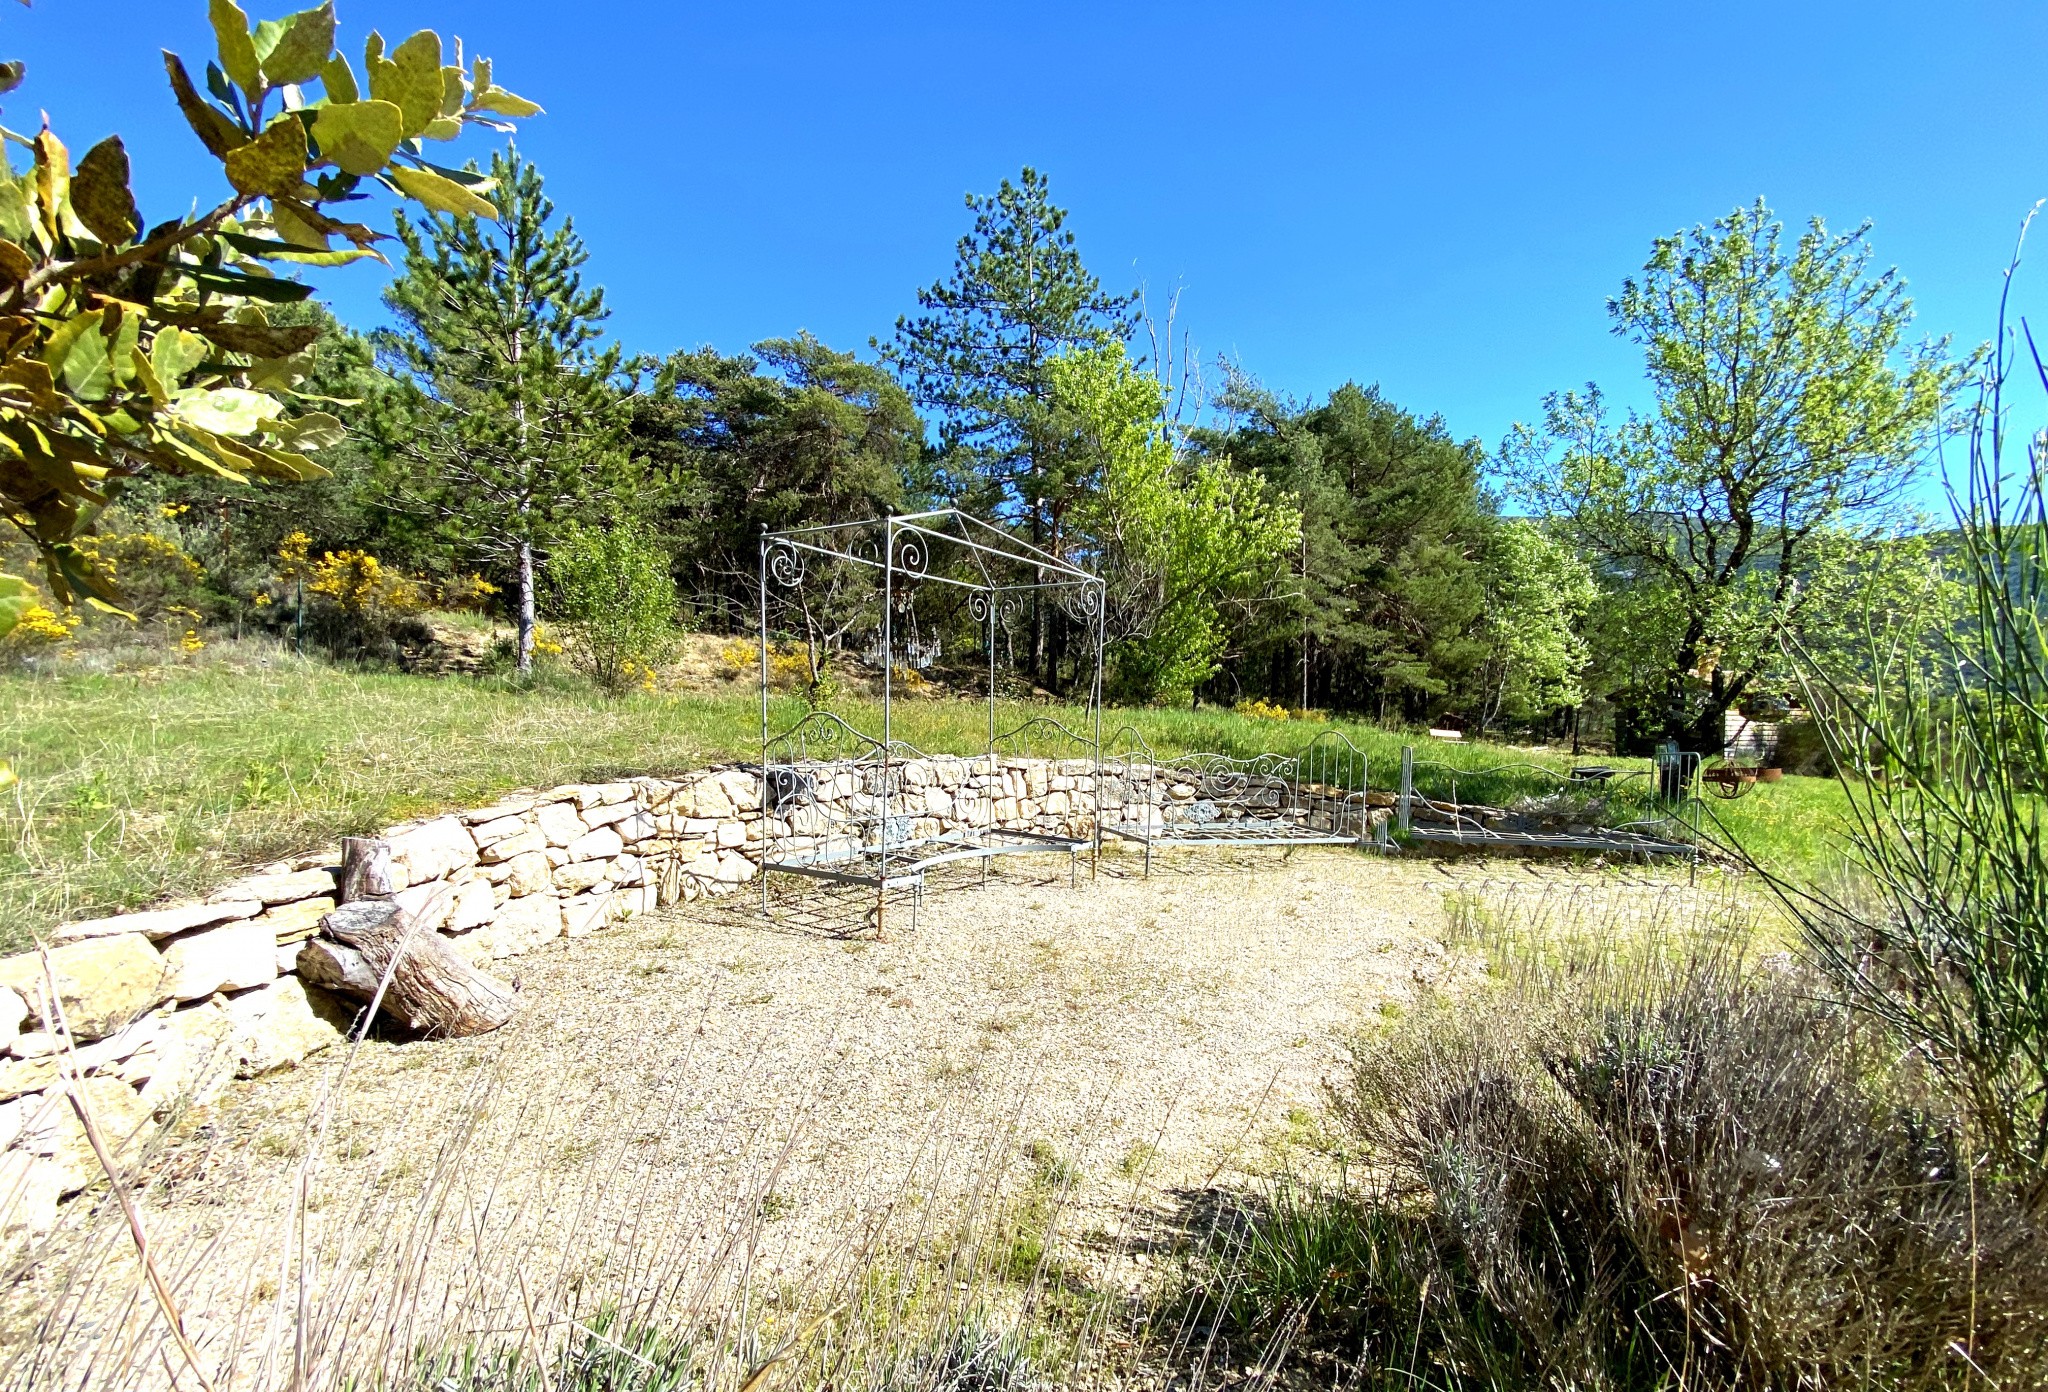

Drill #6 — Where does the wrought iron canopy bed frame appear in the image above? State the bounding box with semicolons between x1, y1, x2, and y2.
756;509;1107;932
1097;727;1377;875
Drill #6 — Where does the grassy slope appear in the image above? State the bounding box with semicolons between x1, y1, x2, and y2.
0;645;1849;945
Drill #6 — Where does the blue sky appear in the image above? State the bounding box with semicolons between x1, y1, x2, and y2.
11;1;2048;468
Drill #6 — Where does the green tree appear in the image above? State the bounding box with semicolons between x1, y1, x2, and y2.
1051;344;1299;704
549;518;677;695
1201;376;1493;718
1505;201;1970;750
881;167;1135;680
375;150;628;674
1471;519;1597;731
0;1;535;629
631;333;921;633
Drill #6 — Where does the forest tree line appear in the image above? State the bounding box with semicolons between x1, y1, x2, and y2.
12;143;1969;755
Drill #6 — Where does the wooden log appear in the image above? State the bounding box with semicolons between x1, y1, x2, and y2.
340;837;396;903
313;899;515;1037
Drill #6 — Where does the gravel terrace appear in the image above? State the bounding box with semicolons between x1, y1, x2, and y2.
12;849;1623;1381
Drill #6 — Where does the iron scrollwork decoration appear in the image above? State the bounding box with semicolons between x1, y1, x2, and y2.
968;589;1025;630
1055;582;1104;625
766;539;807;588
891;531;930;581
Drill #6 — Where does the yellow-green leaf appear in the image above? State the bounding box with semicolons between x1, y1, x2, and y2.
268;410;345;450
0;760;17;793
310;99;403;176
71;136;139;246
0;175;32;244
43;311;110;400
31;128;69;246
107;309;140;386
471;86;543;119
163;53;247;160
223;116;308;196
130;346;167;405
370;31;447;138
388;164;495;219
151;325;212;390
321;51;359;103
0;572;34;640
171;385;282;436
440;65;465;118
208;0;263;98
258;2;335;86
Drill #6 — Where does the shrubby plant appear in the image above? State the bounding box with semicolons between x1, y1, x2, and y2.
548;520;678;695
1773;266;2048;1179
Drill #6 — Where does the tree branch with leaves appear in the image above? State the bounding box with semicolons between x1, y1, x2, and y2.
0;0;536;632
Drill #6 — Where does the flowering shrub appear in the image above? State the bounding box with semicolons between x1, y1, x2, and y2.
2;602;78;654
1232;697;1328;723
306;550;424;615
71;532;205;622
720;638;812;687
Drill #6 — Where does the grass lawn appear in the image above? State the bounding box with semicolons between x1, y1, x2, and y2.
0;641;1854;947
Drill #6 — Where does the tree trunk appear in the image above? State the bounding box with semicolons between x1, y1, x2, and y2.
305;898;516;1038
516;538;537;675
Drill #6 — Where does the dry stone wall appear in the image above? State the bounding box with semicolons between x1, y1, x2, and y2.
0;756;1183;1250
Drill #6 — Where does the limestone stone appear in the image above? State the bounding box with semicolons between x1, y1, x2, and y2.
140;1000;236;1113
0;934;166;1041
582;800;637;829
392;881;458;932
570;781;633;810
0;987;23;1040
462;796;537;824
565;826;624;863
604;854;644;887
481;828;546;863
473;892;562;959
163;919;276;1001
683;817;721;835
9;1032;55;1059
54;898;260;943
502;850;551;897
275;944;302;975
615;808;656;843
714;850;757;883
552;861;607;894
470;813;531;845
224;977;348;1077
535;800;588;846
562;891;614;938
924;786;954;818
19;1074;155;1194
389;816;477;887
689;776;735;819
0;1057;55;1100
212;869;338;906
716;821;747;849
447;877;496;932
545;845;570;868
256;896;337;945
0;1151;61;1250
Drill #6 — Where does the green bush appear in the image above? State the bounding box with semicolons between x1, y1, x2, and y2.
547;521;679;695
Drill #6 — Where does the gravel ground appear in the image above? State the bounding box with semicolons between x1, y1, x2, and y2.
10;849;1697;1385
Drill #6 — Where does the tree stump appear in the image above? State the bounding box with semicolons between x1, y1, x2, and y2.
340;837;397;903
303;898;515;1037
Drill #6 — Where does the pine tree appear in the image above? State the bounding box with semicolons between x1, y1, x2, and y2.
375;150;628;673
880;167;1134;680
